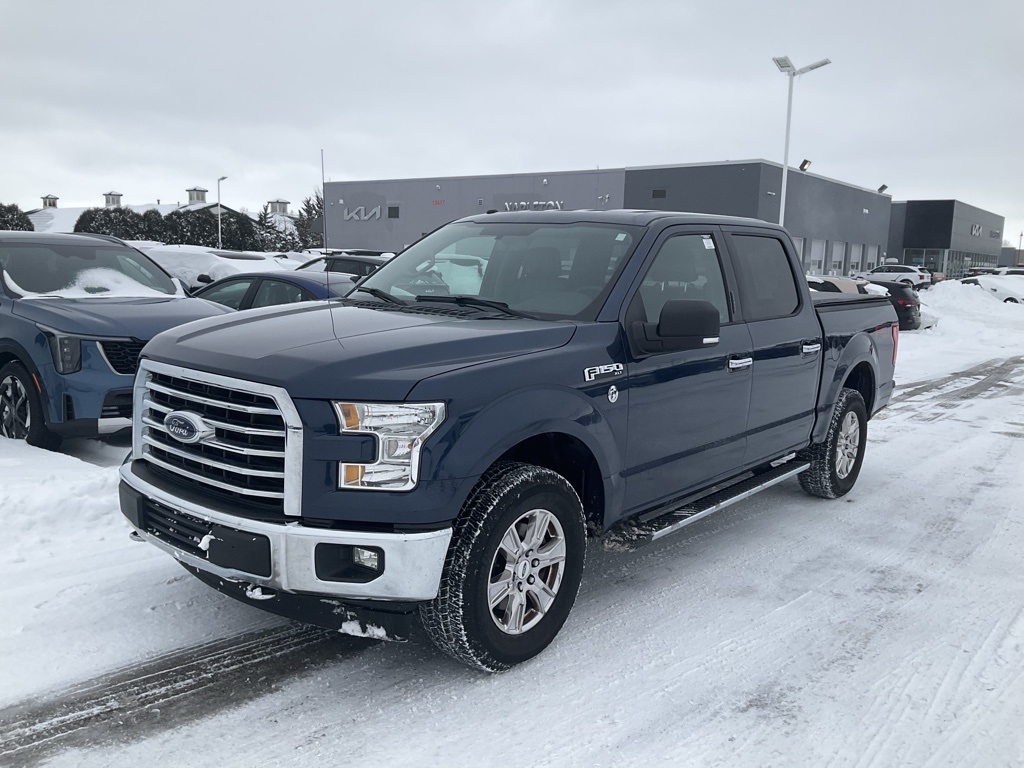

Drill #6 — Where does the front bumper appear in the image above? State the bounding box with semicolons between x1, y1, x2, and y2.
118;461;452;603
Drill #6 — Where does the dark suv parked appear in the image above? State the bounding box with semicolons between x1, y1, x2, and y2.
869;280;921;330
0;232;231;448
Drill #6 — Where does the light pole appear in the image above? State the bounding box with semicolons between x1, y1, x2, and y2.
772;56;831;227
216;176;227;249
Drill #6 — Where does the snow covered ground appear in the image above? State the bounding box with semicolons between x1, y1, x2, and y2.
2;280;1023;767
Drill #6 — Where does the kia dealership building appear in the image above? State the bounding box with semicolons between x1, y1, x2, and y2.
323;160;1003;277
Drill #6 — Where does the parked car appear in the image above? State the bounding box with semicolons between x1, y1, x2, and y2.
297;250;391;278
964;267;1000;278
192;271;354;310
806;275;869;294
869;280;922;330
0;231;232;448
119;209;897;672
854;264;931;285
992;267;1024;277
959;275;1024;303
144;245;305;291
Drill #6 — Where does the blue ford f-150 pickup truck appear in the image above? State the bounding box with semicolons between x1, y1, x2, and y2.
118;210;898;671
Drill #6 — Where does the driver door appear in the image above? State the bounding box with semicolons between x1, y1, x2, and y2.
622;228;752;515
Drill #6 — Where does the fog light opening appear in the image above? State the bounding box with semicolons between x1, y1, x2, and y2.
353;546;381;572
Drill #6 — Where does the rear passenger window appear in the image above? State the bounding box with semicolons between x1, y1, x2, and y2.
730;235;799;321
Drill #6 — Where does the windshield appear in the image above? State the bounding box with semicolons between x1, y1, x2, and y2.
357;221;641;320
0;242;178;298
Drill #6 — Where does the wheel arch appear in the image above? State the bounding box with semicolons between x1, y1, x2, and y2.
842;361;876;417
496;432;606;534
812;337;880;445
425;387;621;534
0;340;47;396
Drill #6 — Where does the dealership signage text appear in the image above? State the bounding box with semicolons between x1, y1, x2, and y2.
504;201;565;211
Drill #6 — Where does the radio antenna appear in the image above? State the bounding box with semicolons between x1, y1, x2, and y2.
322;149;338;339
321;149;328;248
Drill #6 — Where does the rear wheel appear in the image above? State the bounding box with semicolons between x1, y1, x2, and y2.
1004;298;1020;304
799;387;867;499
421;462;586;672
0;362;61;450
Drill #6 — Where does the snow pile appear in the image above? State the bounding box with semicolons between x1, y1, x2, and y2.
146;246;303;287
0;439;125;566
4;267;176;299
898;280;1024;382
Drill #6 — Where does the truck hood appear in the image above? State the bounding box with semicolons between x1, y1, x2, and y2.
143;302;577;400
12;296;233;340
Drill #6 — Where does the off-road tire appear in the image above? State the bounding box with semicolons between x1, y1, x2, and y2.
798;387;867;499
0;361;61;450
420;461;586;672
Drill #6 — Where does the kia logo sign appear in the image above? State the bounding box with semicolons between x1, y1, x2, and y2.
164;411;214;444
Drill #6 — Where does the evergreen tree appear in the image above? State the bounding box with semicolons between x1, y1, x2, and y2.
140;208;166;242
218;210;261;251
256;204;277;251
0;203;34;231
163;209;219;247
255;204;301;252
295;189;324;250
73;207;146;239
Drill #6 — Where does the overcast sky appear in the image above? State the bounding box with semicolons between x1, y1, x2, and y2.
3;0;1022;248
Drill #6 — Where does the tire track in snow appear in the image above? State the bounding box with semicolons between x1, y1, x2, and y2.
839;425;1022;768
601;378;1023;766
876;356;1024;424
0;623;375;766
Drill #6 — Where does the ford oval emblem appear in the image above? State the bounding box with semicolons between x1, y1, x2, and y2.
164;411;214;444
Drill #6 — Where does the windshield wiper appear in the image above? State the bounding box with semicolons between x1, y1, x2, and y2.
414;294;536;319
350;286;405;305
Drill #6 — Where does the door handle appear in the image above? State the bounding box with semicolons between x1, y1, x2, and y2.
728;357;753;370
801;342;822;355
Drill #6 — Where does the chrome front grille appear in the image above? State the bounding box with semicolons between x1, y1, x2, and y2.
134;360;303;517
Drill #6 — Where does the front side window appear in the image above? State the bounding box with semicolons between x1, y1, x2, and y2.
729;235;799;321
633;234;730;324
358;221;641;320
1;243;178;297
196;278;254;309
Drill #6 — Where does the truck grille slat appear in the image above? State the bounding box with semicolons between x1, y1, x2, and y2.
143;399;286;437
142;416;285;457
136;362;301;517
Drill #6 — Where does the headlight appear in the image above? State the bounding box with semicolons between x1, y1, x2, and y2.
38;326;82;374
332;402;445;491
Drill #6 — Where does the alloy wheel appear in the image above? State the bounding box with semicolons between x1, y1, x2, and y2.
487;508;567;635
0;374;31;439
835;411;860;479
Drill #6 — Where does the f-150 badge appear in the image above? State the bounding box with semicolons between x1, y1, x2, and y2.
584;363;624;382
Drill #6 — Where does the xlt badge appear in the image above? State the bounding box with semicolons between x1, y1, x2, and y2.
584;363;624;382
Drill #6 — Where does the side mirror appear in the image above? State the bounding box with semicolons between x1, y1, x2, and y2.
196;274;213;284
632;299;721;355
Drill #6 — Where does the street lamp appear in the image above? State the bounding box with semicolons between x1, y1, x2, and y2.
772;55;831;226
216;176;227;249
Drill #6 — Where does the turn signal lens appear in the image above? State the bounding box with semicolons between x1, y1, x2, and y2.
332;401;446;491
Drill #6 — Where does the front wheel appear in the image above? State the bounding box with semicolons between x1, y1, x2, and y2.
799;387;867;499
421;462;586;672
0;361;61;450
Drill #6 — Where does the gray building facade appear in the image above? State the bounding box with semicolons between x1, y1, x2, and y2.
887;201;1005;278
323;160;892;276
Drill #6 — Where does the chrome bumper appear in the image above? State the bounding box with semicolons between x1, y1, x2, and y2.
119;463;452;602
